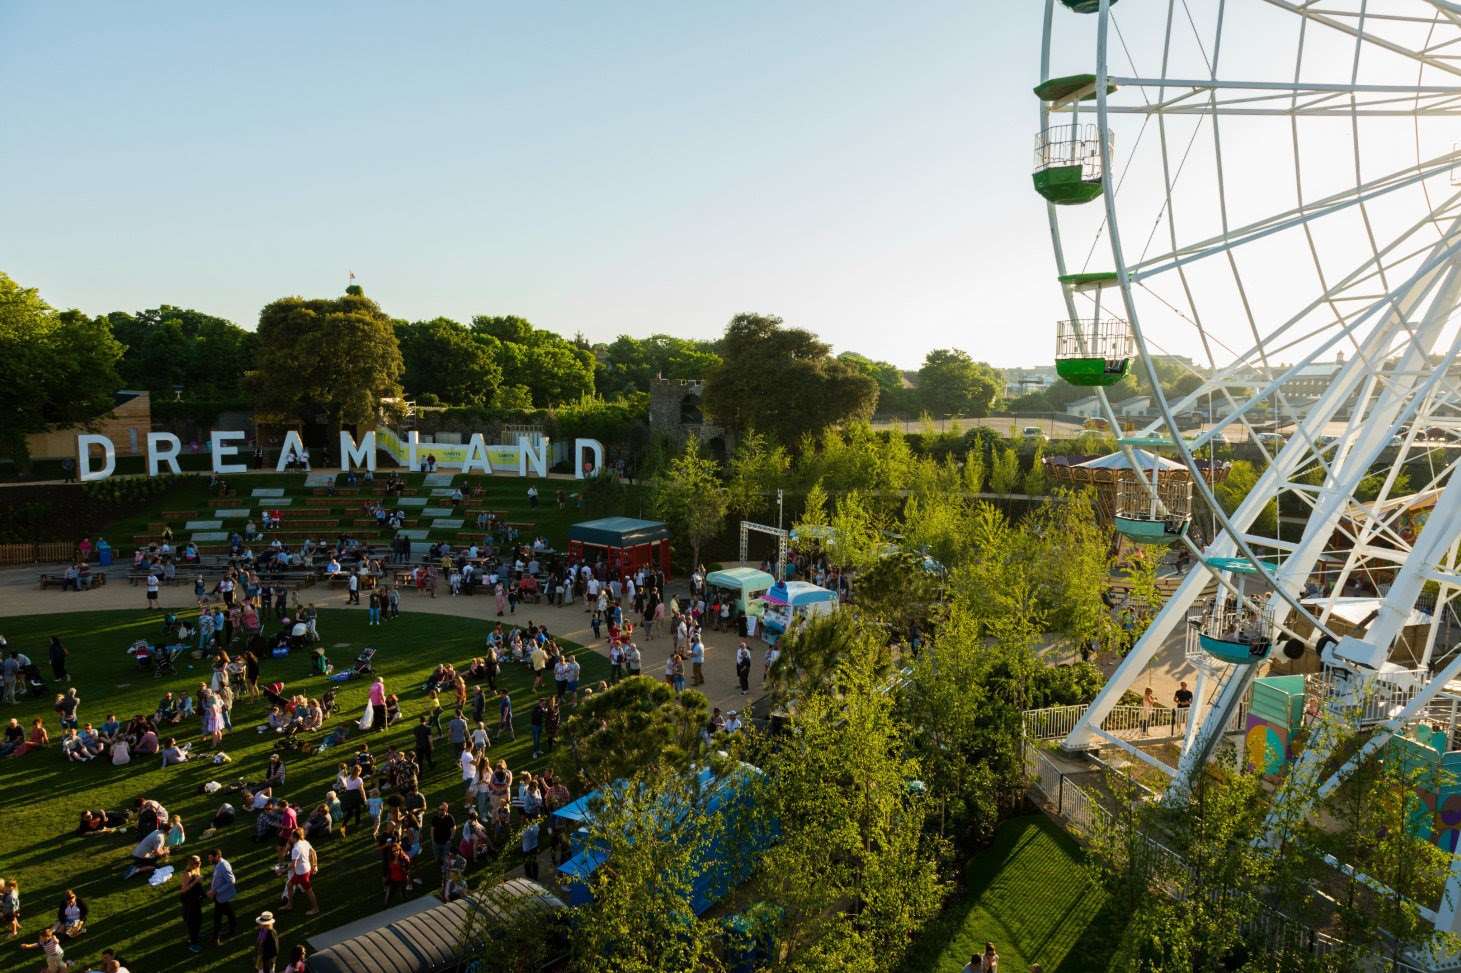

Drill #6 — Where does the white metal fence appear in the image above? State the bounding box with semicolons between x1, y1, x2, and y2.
1022;701;1249;744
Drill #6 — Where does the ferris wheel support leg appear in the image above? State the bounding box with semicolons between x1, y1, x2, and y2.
1060;556;1224;752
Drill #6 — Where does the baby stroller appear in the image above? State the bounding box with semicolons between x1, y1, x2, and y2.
353;647;376;676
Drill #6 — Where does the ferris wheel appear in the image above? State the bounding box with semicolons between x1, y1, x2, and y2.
1041;0;1461;935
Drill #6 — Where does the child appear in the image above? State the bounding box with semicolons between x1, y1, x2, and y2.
0;878;19;937
20;925;65;972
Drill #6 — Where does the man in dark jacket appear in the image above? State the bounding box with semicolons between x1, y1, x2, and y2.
254;912;279;972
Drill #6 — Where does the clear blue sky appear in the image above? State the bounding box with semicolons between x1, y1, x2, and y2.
0;1;1058;369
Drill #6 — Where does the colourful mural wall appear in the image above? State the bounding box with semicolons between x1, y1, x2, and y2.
1244;675;1306;779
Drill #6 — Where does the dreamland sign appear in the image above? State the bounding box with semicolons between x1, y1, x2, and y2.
73;430;606;482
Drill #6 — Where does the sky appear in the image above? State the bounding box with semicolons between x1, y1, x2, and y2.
0;1;1050;369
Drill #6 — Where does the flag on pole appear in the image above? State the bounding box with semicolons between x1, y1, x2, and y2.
348;270;356;281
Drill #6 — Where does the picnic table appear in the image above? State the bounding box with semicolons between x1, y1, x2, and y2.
40;572;107;590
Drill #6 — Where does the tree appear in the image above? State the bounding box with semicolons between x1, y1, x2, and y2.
0;273;124;461
595;334;720;399
568;765;730;973
988;444;1021;495
725;430;790;524
553;676;709;789
652;439;729;571
106;305;257;398
252;286;404;429
765;609;893;706
1214;459;1277;537
701;313;878;446
1022;440;1048;495
472;315;596;407
838;351;912;415
751;634;947;970
915;348;1002;417
394;317;502;406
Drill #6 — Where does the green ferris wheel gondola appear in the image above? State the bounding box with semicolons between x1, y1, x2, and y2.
1033;166;1106;205
1060;0;1118;12
1113;514;1185;544
1055;355;1131;386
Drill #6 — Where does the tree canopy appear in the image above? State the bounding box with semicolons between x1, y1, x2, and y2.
594;334;720;400
473;315;596;407
915;348;1003;418
0;272;124;461
701;313;879;443
105;305;257;399
394;316;502;407
251;286;404;428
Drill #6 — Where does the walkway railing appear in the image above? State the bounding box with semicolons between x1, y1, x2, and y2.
0;541;74;566
1022;701;1249;743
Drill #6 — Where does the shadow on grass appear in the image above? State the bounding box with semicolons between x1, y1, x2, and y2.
900;815;1126;973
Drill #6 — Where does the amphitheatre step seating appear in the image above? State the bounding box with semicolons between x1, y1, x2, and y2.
304;472;336;487
423;473;455;486
215;508;252;518
185;519;222;530
251;488;285;498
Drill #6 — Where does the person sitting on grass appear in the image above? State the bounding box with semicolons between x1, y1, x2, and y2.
155;693;182;726
160;737;192;767
55;889;87;939
9;718;49;758
126;827;170;879
61;728;95;763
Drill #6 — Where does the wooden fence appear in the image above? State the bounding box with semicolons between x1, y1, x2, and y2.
0;541;75;566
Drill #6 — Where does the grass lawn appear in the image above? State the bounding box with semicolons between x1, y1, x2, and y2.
0;608;606;973
900;815;1122;973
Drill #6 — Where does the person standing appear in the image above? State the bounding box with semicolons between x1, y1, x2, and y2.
146;572;160;610
208;848;237;944
368;678;387;734
497;690;514;740
48;637;69;683
414;715;434;770
254;911;280;973
690;636;705;686
178;855;206;952
283;829;319;915
430;803;455;865
735;642;752;696
368;589;381;626
530;698;546;758
1173;680;1194;736
347;570;360;606
1139;687;1156;737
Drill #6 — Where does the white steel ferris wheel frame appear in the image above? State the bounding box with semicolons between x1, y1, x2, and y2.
1040;0;1461;937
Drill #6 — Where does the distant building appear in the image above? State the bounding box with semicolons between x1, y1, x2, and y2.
1114;395;1152;418
1067;395;1104;418
25;389;152;460
1003;366;1060;401
650;377;727;458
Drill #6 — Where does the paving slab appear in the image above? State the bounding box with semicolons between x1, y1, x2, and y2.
430;488;455;496
251;488;285;498
423;473;455;487
185;519;223;530
255;497;293;507
304;472;337;487
396;497;427;508
430;518;464;530
214;508;251;519
422;506;452;517
192;531;229;542
397;529;429;540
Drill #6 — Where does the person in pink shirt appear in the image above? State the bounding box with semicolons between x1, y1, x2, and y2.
368;678;386;733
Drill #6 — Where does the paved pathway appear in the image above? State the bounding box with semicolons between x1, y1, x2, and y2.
0;563;763;718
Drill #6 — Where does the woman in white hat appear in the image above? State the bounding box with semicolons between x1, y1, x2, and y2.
254;911;279;973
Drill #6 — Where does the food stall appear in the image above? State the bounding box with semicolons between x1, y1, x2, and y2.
760;580;839;644
706;567;775;617
566;516;672;579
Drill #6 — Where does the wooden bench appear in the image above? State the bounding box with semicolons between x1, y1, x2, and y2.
40;572;106;590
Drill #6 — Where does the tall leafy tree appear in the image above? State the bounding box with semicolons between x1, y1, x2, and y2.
105;305;257;398
472;314;595;407
915;348;1002;417
594;334;720;399
652;439;729;570
725;430;791;524
251;285;404;429
567;765;730;973
394;316;502;406
751;633;947;970
0;272;124;461
701;313;878;446
553;676;709;789
838;351;911;415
